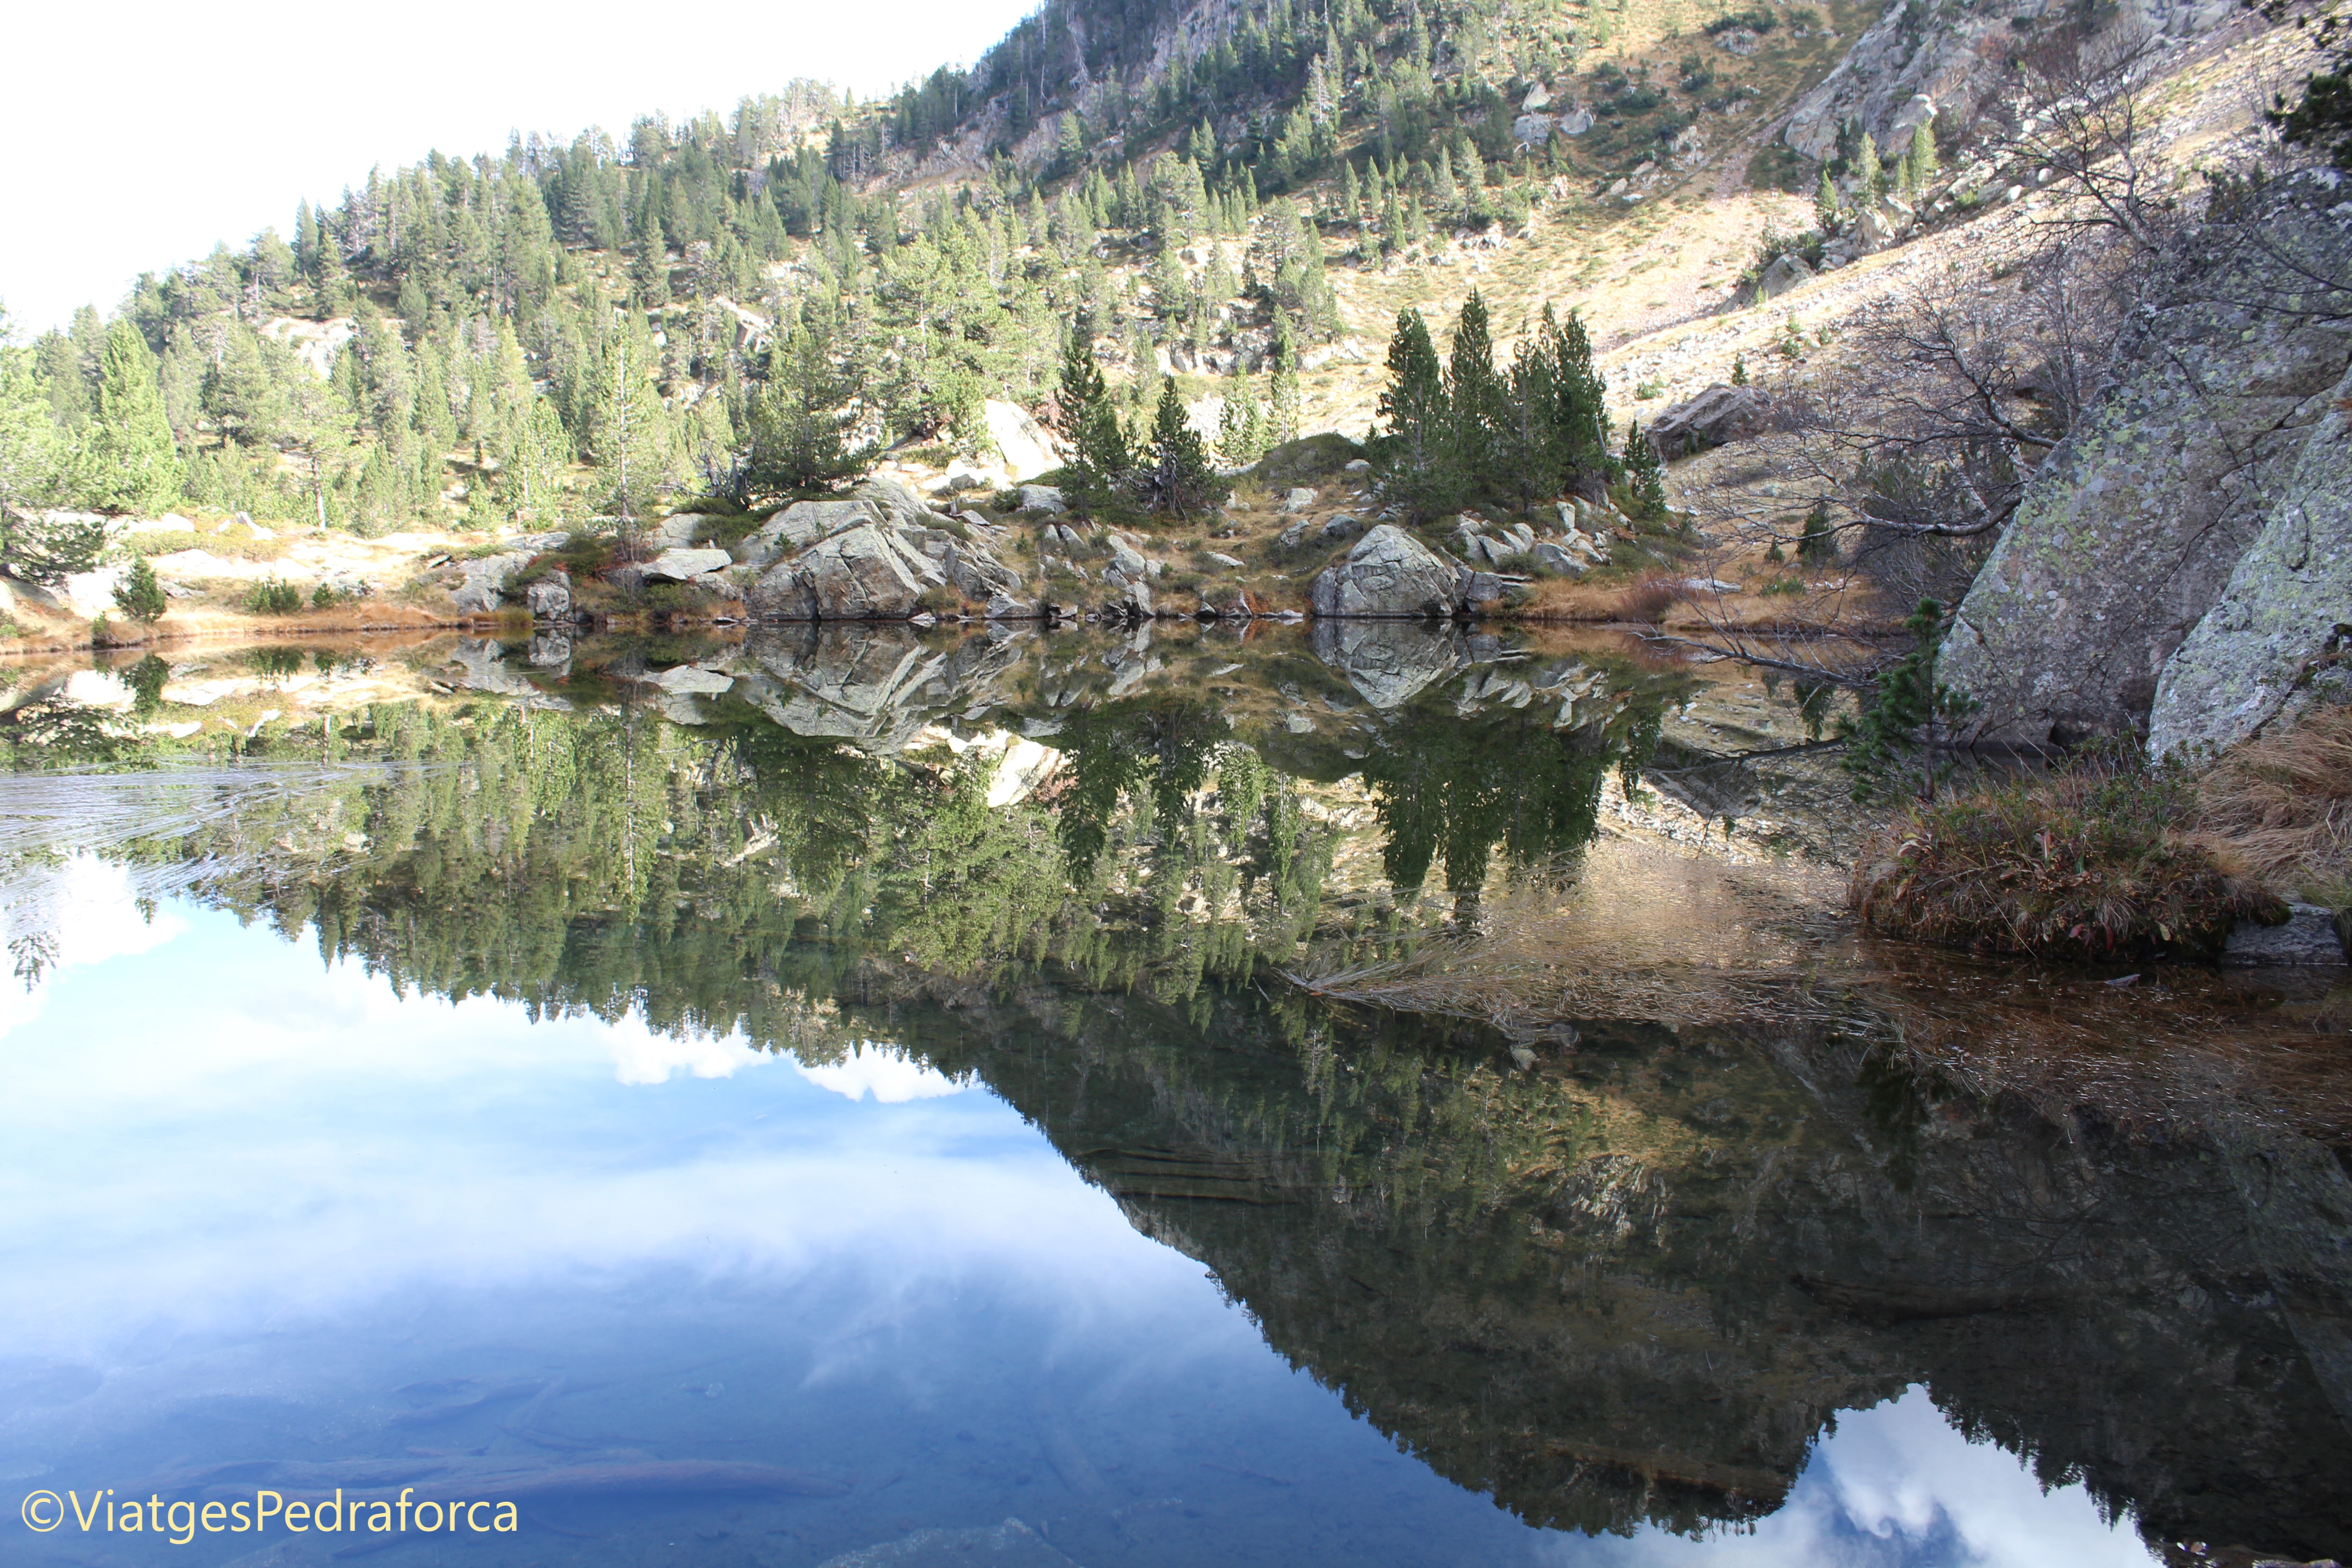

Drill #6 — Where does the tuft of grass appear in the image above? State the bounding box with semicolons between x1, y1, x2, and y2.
1609;570;1685;624
1851;748;2286;962
2191;704;2352;906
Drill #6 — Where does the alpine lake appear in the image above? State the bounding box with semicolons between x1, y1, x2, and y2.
3;619;2348;1568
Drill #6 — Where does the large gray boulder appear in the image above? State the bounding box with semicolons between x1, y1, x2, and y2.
736;497;876;568
1755;253;1814;303
1947;176;2352;745
750;524;931;620
2147;363;2352;759
1310;524;1466;619
644;547;733;582
1647;384;1768;459
448;551;532;614
941;539;1021;602
524;571;572;622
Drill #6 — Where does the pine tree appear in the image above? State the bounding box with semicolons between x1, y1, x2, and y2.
505;397;571;525
113;555;167;622
1456;140;1486;222
1905;120;1939;197
75;320;182;514
740;317;876;498
1055;332;1128;507
1373;307;1455;519
586;314;671;535
1622;420;1667;517
1798;498;1837;562
0;312;65;519
1445;291;1502;485
1134;377;1223;517
1218;372;1265;467
1268;315;1301;446
1855;132;1886;205
1815;166;1842;232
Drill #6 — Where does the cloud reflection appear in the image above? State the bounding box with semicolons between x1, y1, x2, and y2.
797;1041;974;1102
1554;1387;2155;1567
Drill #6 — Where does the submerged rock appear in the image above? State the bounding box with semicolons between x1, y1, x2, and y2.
2222;904;2350;968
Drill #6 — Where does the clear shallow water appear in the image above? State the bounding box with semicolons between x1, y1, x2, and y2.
1;626;2347;1567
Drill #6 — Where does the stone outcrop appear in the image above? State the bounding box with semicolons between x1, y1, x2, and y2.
735;478;1030;621
448;552;532;615
752;524;930;620
644;547;732;583
1945;175;2352;745
1755;253;1814;303
2147;363;2352;759
1647;384;1768;459
524;572;572;622
1783;0;2231;167
982;400;1061;479
1310;525;1467;619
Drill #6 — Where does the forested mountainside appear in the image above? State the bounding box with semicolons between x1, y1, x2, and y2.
0;0;1909;545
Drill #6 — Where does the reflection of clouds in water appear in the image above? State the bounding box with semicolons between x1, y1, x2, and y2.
0;905;1181;1370
607;1016;764;1085
797;1040;971;1102
0;855;185;1043
1551;1387;2154;1567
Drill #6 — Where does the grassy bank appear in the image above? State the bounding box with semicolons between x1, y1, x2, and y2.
1851;710;2352;963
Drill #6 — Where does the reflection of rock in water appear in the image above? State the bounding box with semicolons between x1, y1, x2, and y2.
1310;618;1470;710
733;625;1040;752
877;981;2352;1557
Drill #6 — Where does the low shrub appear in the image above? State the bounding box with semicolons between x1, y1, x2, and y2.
245;579;305;615
1851;747;2286;961
1704;7;1778;34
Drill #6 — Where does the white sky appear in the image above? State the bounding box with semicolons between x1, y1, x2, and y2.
0;0;1040;336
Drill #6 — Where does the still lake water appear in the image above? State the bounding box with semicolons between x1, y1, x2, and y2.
2;622;2347;1568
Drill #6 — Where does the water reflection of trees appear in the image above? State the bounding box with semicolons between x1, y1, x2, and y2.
1358;704;1653;899
12;663;2349;1561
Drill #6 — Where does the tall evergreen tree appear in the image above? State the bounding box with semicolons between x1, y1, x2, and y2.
1622;420;1667;517
75;320;182;514
1134;377;1223;518
1444;291;1502;485
1268;315;1301;446
1054;332;1127;508
1372;307;1454;519
740;316;876;498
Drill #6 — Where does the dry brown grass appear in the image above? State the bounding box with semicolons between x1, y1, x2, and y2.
1609;571;1686;626
2191;705;2352;904
1848;749;2285;962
